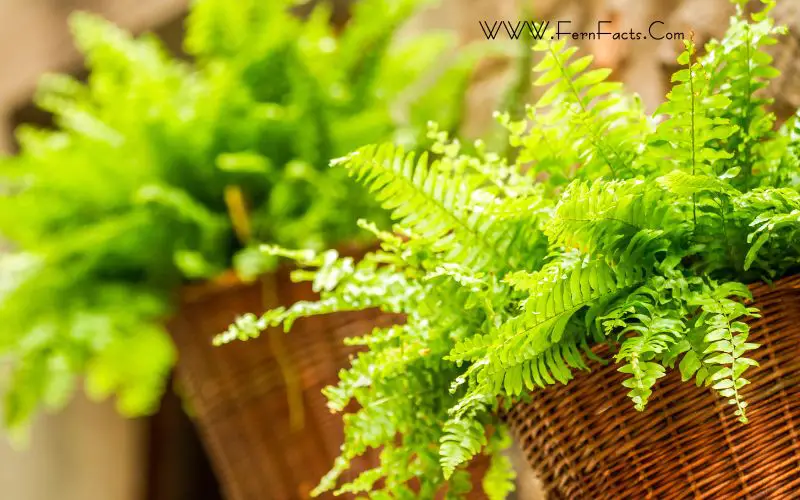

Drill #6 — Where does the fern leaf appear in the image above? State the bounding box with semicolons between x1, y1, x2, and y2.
530;33;649;179
440;417;487;478
334;144;531;272
704;5;786;189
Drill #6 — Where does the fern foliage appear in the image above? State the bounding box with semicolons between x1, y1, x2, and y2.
220;2;800;497
0;0;483;434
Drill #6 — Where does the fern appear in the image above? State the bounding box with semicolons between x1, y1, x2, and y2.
440;417;488;478
743;193;800;273
334;143;545;273
547;179;680;263
686;281;760;423
224;2;800;497
704;2;786;190
602;278;687;410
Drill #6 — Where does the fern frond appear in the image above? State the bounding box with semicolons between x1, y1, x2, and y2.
547;179;679;263
334;144;531;272
529;34;649;179
439;416;488;478
214;248;415;345
657;170;741;198
688;281;760;423
602;282;686;410
452;258;643;372
704;4;786;189
493;331;589;396
648;40;737;178
743;189;800;272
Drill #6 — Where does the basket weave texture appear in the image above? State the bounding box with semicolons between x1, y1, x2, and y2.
505;275;800;499
167;266;392;500
168;266;492;500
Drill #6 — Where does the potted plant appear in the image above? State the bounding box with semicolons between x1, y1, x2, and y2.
0;0;499;498
219;1;800;497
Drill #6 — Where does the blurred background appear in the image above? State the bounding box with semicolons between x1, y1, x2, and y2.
0;0;798;499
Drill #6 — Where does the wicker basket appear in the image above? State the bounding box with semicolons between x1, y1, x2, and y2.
505;275;800;499
167;264;396;500
168;265;494;499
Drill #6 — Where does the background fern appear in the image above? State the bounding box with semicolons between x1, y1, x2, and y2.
0;0;484;434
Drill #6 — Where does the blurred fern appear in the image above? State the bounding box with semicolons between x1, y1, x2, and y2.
0;0;487;434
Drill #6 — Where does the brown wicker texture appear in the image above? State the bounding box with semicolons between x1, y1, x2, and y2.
505;275;800;499
168;266;493;500
168;265;395;500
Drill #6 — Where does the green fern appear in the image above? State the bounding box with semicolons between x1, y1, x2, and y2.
334;143;546;273
528;34;649;179
705;1;786;190
223;2;799;497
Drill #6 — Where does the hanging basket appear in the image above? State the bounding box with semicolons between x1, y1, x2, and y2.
504;275;800;499
167;262;395;500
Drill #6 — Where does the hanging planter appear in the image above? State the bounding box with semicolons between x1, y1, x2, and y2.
504;275;800;499
169;263;395;500
173;250;495;500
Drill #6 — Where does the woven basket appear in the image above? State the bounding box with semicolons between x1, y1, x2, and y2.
168;265;493;500
167;264;395;500
505;275;800;499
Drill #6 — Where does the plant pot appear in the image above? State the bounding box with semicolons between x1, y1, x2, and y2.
504;275;800;499
167;265;394;500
